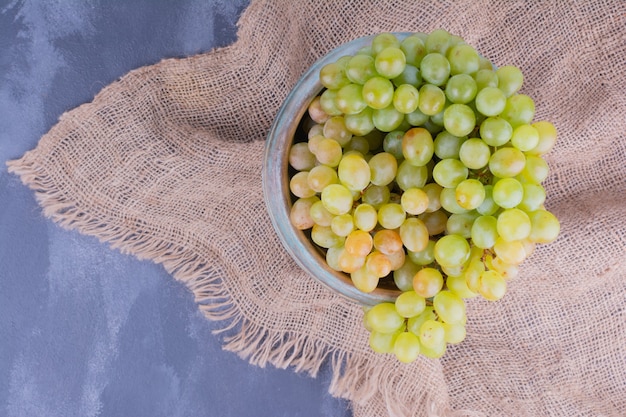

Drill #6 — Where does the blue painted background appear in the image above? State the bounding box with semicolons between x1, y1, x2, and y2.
0;1;352;416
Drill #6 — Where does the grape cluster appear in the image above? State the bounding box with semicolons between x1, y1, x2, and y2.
287;30;560;363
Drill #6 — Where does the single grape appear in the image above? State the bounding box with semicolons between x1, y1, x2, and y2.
367;152;397;186
511;124;540;151
479;116;513;146
331;213;355;237
382;130;404;159
365;250;392;278
439;187;470;214
433;290;466;324
492;177;524;208
344;135;370;155
353;203;378;232
325;245;344;271
419;319;446;350
459;137;490;169
290;196;319;230
423;183;443;212
519;155;549;184
311;224;344;248
443;322;467;344
474;69;499;90
362;76;395;109
446;212;478;238
346;54;377;84
455;179;486;210
335;83;367;115
351;264;381;293
445;73;478;104
496;65;524;97
475;86;507;116
501;93;535;127
406;108;430;126
470;215;499;249
366;302;404;333
373;229;403;255
419;209;449;235
413;267;444;298
489;147;526;178
420;53;451;86
375;46;407;79
497;208;532;242
399;217;429;252
319;62;350;90
345;229;374;257
395;290;427;318
338;153;371;191
289;171;315;198
402;127;435;166
378;203;407;230
396;160;429;190
371;32;401;55
527;121;557;155
369;330;400;354
308;96;330;124
476;184;499;216
447;43;480;75
425;29;452;54
394;259;420;291
392;64;422;87
307;165;338;193
393;332;421;363
433;158;469;188
372;105;405;132
493;237;527;265
433;131;465;160
323;116;352;146
478;270;507;301
434;234;471;268
401;187;430;215
407;239;436;266
393;83;420;114
528;209;560;243
418;83;446;115
338;248;366;273
289;142;316;171
321;183;353;215
309;200;334;227
400;35;427;66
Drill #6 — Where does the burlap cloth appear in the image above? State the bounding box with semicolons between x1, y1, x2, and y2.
7;1;625;416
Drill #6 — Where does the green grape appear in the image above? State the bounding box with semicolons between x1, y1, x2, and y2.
353;203;378;232
362;184;390;209
321;183;354;215
289;171;315;198
325;245;344;271
528;209;560;243
368;152;397;186
372;105;404;132
425;29;452;54
378;203;406;230
395;290;427;318
527;121;557;155
366;302;404;333
307;164;338;193
338;153;371;191
511;124;540;152
407;306;436;335
446;212;478;238
401;187;429;215
434;131;465;160
455;179;486;210
423;183;443;212
392;64;422;87
289;142;316;171
351;265;380;292
443;322;467;344
479;116;513;146
396;160;428;190
290;196;319;230
371;32;400;55
319;89;342;116
393;332;421;363
419;339;447;359
496;65;524;97
307;133;325;154
433;158;469;188
382;130;405;160
459;138;490;169
446;273;478;299
478;270;507;301
497;208;531;242
419;319;446;350
475;86;507;116
399;217;429;252
369;330;400;354
470;215;498;249
345;54;377;84
323;116;352;146
434;234;471;268
402;127;434;166
464;256;485;293
363;129;384;150
420;53;451;86
394;259;420;291
307;123;324;139
518;183;546;212
375;46;406;78
406;107;430;126
476;184;499;216
519;155;549;183
309;200;334;227
418;83;446;115
407;239;436;265
489;147;526;178
393;84;420;114
335;83;367;115
362;76;395;109
439;187;469;214
314;138;343;167
319;62;350;90
400;35;427;66
433;290;466;324
447;43;480;75
490;256;520;280
311;224;344;248
418;209;448;235
492;177;524;208
445;73;478;104
474;69;499;90
308;96;330;124
344;135;370;155
501;93;535;127
493;237;527;265
413;267;444;298
331;213;355;237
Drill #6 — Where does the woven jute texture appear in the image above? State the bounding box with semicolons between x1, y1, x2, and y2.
8;1;626;416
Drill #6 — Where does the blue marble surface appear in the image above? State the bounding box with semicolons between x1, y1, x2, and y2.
0;1;352;416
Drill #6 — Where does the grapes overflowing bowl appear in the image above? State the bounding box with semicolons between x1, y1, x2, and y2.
262;30;560;363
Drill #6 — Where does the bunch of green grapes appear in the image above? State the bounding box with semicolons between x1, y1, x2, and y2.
287;30;560;363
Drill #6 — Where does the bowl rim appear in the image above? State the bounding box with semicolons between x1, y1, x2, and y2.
262;32;415;306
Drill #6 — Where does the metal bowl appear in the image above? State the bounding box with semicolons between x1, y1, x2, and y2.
262;33;413;306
